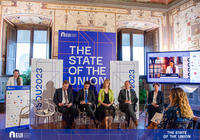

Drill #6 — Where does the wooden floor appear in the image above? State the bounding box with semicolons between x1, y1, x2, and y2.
0;112;146;129
31;121;130;129
31;113;146;129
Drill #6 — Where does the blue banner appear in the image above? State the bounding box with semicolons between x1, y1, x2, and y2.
1;129;200;140
6;86;30;91
58;30;116;92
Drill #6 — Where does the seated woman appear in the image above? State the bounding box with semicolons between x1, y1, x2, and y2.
166;59;179;75
96;79;115;129
7;69;23;86
158;87;194;129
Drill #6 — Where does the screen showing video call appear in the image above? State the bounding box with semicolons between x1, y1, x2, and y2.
147;51;200;84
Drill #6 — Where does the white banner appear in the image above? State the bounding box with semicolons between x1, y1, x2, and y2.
6;86;30;128
110;61;139;119
31;59;63;125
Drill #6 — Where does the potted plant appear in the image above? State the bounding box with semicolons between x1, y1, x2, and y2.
21;67;31;85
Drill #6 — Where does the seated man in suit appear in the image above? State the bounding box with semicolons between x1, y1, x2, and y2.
118;80;138;128
147;82;164;126
76;81;97;125
53;80;76;129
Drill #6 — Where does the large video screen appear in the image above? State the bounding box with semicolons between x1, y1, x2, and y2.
146;51;200;84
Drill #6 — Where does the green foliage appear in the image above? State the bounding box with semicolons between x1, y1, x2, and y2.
139;79;147;104
21;68;31;85
139;87;147;104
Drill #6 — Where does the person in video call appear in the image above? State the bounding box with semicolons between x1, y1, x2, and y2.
147;82;164;126
166;59;179;74
158;87;194;129
7;69;23;86
76;81;97;126
118;80;138;128
96;79;115;129
53;80;76;129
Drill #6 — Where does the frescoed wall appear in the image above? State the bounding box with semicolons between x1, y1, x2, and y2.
0;0;165;59
168;0;200;51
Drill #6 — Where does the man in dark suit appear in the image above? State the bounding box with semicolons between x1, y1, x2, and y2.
53;80;76;129
147;82;164;126
118;80;138;128
76;81;97;125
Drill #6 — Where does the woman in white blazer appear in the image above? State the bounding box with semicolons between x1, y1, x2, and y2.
7;69;23;86
166;60;179;75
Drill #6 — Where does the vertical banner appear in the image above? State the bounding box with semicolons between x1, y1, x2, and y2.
58;30;116;92
6;86;30;128
31;59;63;124
110;61;139;119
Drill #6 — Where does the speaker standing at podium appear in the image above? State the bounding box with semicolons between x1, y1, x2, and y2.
7;69;23;86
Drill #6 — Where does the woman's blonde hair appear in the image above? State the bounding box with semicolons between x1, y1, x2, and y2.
102;79;110;89
170;87;193;119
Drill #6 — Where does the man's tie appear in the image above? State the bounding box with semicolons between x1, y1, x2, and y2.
64;90;69;104
127;90;130;101
85;90;88;103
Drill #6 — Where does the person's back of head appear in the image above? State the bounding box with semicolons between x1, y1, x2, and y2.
170;87;193;119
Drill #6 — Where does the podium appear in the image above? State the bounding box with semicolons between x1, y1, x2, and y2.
6;86;30;129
